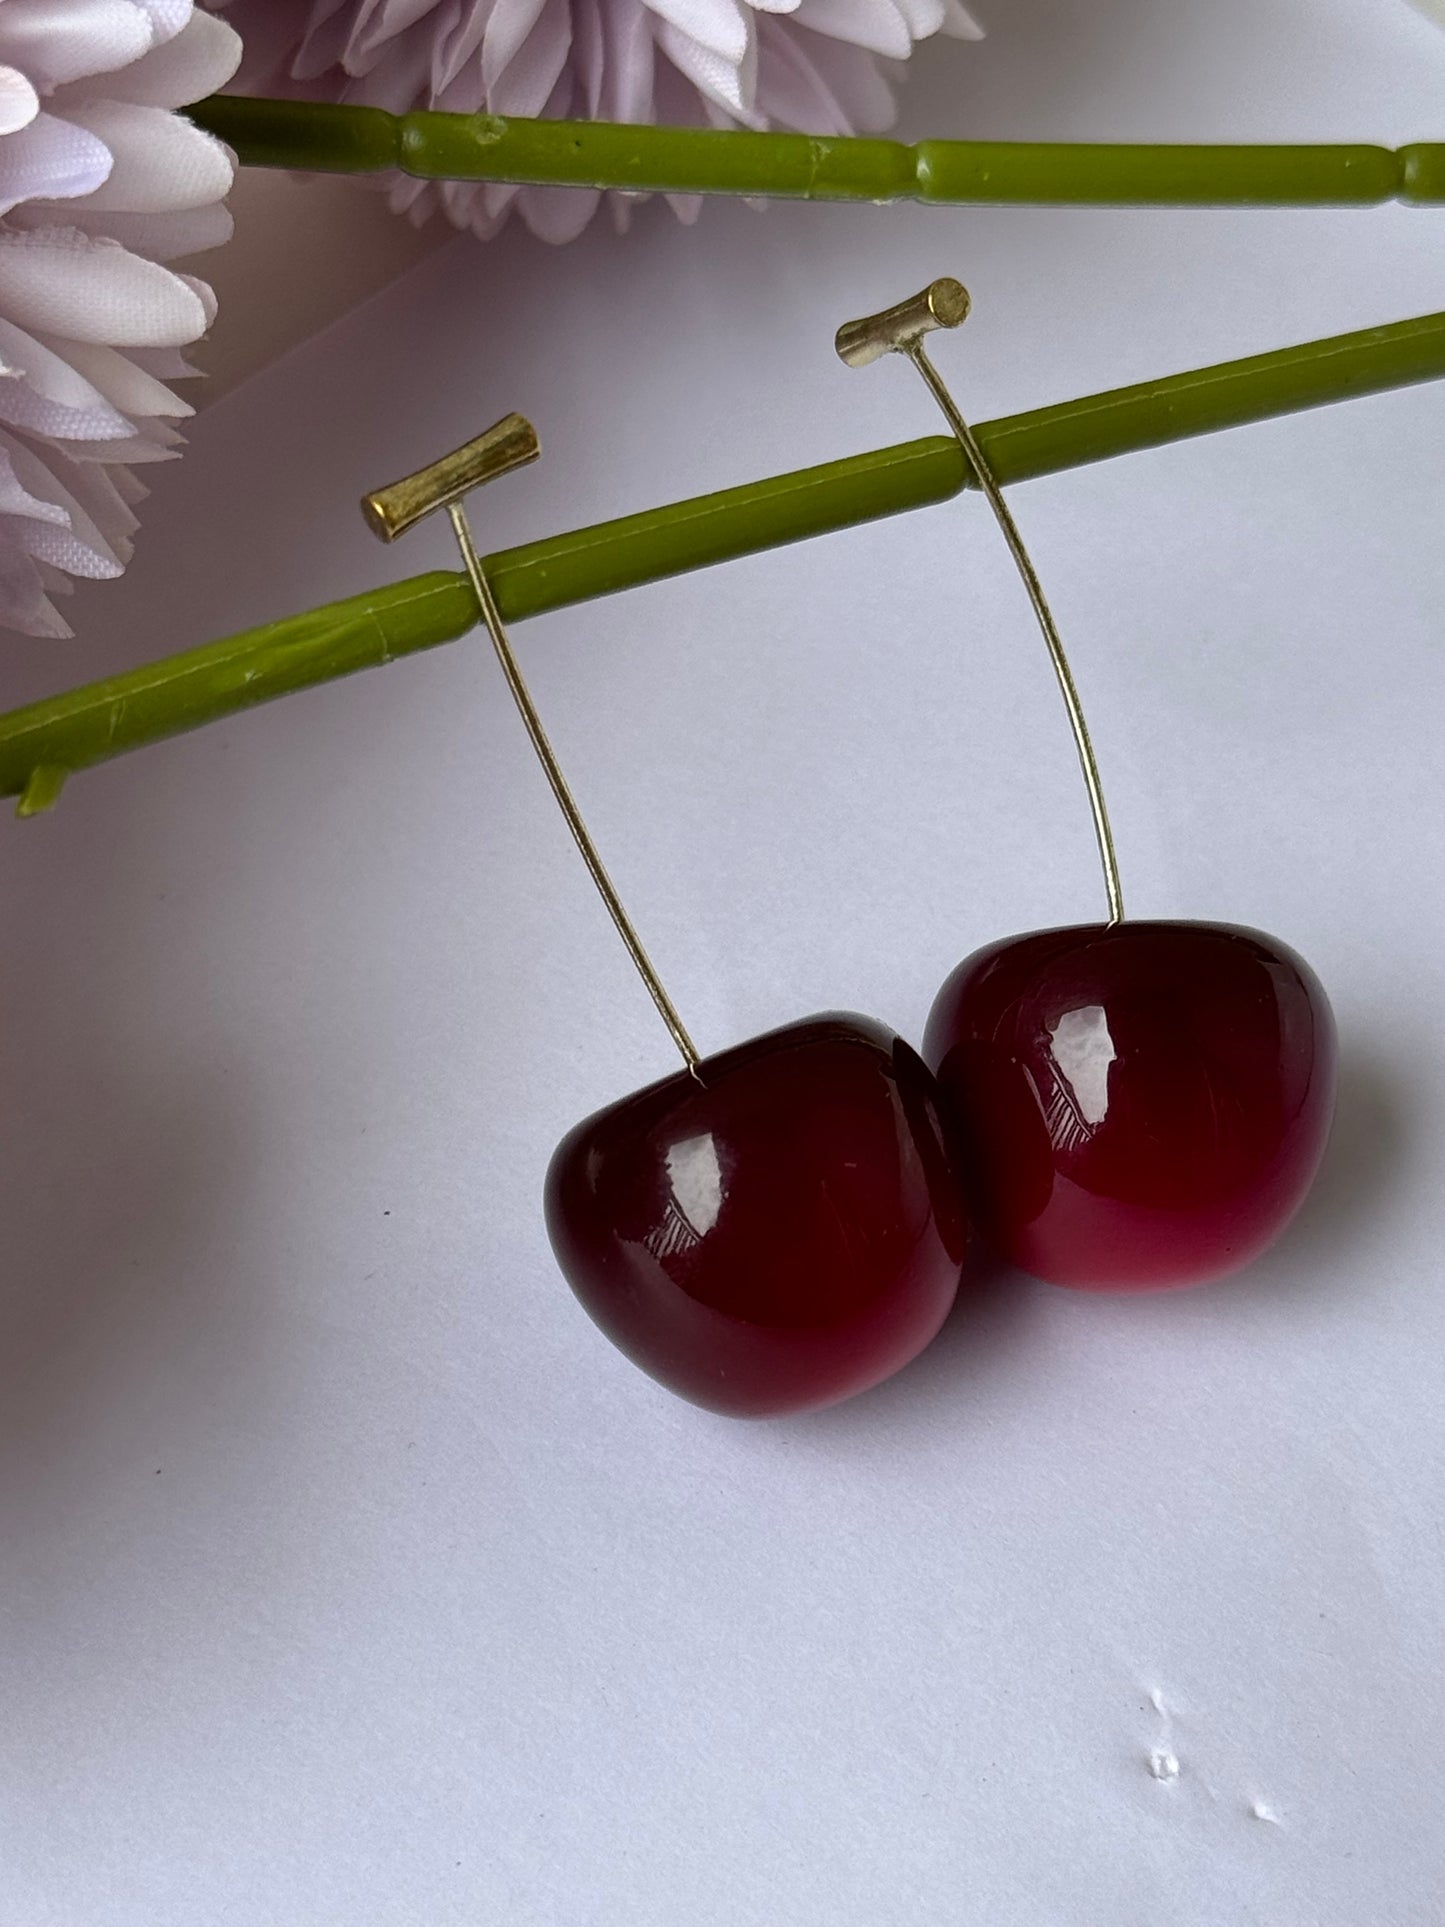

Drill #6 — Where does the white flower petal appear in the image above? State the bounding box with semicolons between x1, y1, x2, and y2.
0;445;69;524
792;0;912;60
87;7;242;105
0;3;222;629
0;314;133;426
0;546;72;635
938;0;984;36
655;17;755;117
0;3;153;90
109;462;148;506
64;424;184;460
130;0;192;50
61;98;233;209
0;430;126;574
0;108;113;215
172;266;215;327
48;334;192;415
35;196;234;258
643;0;748;67
0;372;133;438
0;63;42;134
0;227;207;344
889;0;944;40
62;449;144;547
126;342;198;379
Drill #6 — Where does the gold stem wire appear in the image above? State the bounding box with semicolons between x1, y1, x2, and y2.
445;501;702;1075
905;341;1125;926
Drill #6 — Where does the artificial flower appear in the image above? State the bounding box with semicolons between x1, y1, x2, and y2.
211;0;982;244
0;2;241;637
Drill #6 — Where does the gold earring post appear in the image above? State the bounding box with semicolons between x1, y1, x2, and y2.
836;279;1125;927
363;415;701;1075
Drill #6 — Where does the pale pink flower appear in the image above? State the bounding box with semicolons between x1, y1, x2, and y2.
210;0;981;243
0;2;241;637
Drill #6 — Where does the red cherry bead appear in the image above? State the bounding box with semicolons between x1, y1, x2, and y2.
923;921;1336;1292
545;1015;968;1416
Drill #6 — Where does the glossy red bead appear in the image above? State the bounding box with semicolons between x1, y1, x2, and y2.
545;1015;968;1415
924;921;1336;1291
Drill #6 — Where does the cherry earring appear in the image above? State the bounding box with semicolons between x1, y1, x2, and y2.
836;282;1337;1293
363;417;968;1415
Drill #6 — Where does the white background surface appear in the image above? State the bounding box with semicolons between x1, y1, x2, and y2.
3;1;1444;1920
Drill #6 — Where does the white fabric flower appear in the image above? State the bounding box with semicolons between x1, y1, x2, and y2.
0;2;241;637
212;0;981;244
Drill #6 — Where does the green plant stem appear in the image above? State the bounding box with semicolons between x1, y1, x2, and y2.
2;308;1442;812
189;96;1445;205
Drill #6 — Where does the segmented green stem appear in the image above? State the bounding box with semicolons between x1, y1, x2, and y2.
189;97;1445;206
3;308;1443;813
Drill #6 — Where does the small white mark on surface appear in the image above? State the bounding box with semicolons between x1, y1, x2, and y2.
1149;1687;1169;1717
1049;1004;1117;1124
665;1132;723;1236
1148;1748;1180;1783
1250;1801;1281;1825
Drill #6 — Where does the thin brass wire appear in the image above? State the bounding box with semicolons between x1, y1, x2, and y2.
904;340;1125;925
445;501;702;1074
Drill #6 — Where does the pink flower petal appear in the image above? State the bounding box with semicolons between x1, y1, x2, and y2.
601;0;653;122
568;0;604;116
785;23;893;127
434;1;495;93
487;0;572;115
755;16;849;130
296;0;374;79
481;0;549;93
517;180;600;242
354;0;441;67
